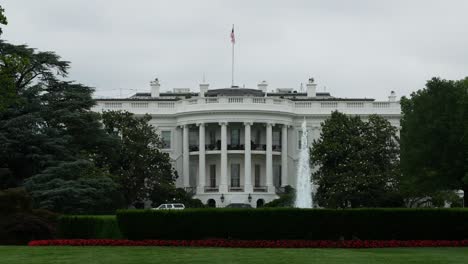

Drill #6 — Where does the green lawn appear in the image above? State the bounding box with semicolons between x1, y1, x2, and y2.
1;246;468;264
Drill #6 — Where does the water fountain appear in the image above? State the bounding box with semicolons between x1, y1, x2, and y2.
294;119;313;208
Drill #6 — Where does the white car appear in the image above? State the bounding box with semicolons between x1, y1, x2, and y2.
153;203;185;210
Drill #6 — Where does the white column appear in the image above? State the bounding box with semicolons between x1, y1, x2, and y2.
182;125;190;188
266;123;273;192
220;122;228;193
281;124;288;187
198;123;206;193
244;122;253;193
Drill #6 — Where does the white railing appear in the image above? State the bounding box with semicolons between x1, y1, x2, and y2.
95;97;400;115
346;102;364;108
157;102;175;108
253;98;266;104
131;102;148;108
228;97;243;103
104;102;122;108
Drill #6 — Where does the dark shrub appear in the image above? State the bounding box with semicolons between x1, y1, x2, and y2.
58;215;122;239
0;188;59;244
0;213;54;245
117;208;468;240
0;188;31;213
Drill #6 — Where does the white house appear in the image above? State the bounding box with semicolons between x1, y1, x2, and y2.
92;78;401;208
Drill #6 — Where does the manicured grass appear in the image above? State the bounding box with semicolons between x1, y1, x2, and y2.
1;246;468;264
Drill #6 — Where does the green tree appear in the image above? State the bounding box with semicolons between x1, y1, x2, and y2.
24;160;123;214
101;110;178;207
400;77;468;205
0;5;7;36
0;41;122;213
311;111;401;208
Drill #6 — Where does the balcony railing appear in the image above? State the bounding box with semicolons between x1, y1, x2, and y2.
207;143;220;150
251;143;266;151
96;97;400;116
229;186;244;192
189;145;199;152
204;186;219;192
227;144;244;150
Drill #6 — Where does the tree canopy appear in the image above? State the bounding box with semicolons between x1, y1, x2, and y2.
0;5;7;36
101;110;178;207
311;111;401;208
400;77;468;205
0;40;125;213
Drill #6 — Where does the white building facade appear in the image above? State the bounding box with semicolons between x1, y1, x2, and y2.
93;78;401;208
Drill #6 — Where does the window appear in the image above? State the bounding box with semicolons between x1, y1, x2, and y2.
298;131;303;149
254;164;261;187
255;129;261;144
274;165;282;187
189;130;198;146
209;164;216;187
209;130;216;145
231;129;240;145
273;131;281;146
161;131;171;149
231;164;240;187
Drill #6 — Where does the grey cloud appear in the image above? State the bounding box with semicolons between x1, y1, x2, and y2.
2;0;468;99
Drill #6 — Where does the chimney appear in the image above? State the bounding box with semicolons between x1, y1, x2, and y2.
306;77;317;97
388;90;396;102
258;80;268;96
150;78;160;97
199;83;209;97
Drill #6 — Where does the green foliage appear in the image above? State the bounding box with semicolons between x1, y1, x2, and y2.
58;215;122;239
0;40;123;214
0;188;58;244
117;208;468;240
311;111;401;208
24;160;124;214
400;77;468;204
0;5;7;36
101;110;177;206
0;187;31;213
264;185;295;207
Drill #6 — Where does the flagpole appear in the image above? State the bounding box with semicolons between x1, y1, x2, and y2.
231;24;235;87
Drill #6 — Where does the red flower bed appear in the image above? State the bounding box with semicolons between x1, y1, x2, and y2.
28;239;468;248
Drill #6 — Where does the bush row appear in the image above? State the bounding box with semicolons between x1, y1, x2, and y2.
116;208;468;240
58;215;122;239
28;239;468;248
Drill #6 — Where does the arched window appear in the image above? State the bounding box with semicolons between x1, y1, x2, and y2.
256;199;265;208
207;199;216;208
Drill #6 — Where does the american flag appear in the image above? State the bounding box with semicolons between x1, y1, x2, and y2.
230;26;235;44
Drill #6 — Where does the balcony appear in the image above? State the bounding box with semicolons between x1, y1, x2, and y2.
206;143;221;151
251;143;266;151
227;144;244;150
95;96;401;117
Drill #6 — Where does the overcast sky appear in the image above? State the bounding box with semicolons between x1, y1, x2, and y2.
2;0;468;100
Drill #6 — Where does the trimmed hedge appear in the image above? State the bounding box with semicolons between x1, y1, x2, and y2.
58;215;122;239
117;208;468;240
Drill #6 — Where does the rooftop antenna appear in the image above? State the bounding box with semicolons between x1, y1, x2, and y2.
203;72;206;83
300;83;304;92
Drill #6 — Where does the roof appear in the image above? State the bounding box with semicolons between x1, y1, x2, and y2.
205;88;264;97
